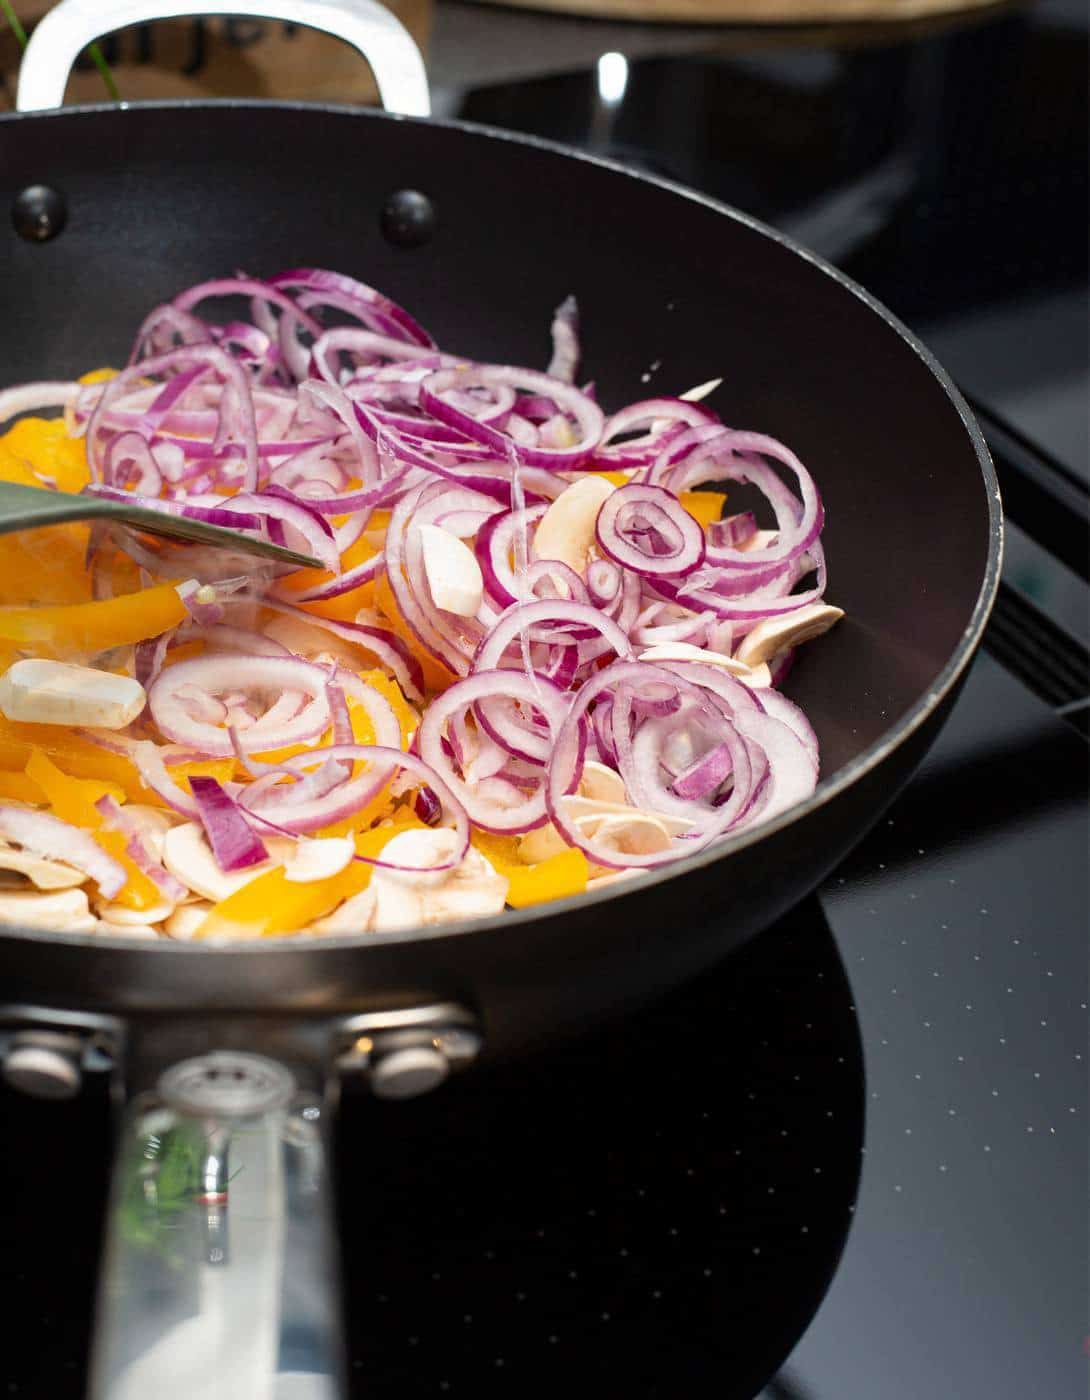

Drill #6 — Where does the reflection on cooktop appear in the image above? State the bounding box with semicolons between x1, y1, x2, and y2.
338;901;863;1398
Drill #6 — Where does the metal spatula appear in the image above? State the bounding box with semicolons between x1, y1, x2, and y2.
0;480;322;568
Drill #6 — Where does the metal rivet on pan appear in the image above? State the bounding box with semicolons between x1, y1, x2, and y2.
380;189;436;249
2;1034;83;1099
370;1045;450;1099
11;184;68;243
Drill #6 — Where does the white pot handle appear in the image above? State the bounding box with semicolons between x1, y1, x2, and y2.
16;0;431;117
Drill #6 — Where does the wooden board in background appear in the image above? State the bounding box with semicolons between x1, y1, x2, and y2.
1;2;431;111
463;0;1008;26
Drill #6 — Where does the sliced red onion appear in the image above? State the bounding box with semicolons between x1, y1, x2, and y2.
0;804;126;898
243;744;449;840
94;795;188;902
188;775;271;871
224;490;340;574
672;742;733;800
419;367;604;469
545;662;757;869
731;710;817;825
476;505;548;608
0;381;81;427
257;598;425;703
149;654;352;756
417;672;574;833
474;598;634;674
755;686;818;764
271;267;435;349
595;483;706;578
594;398;717;469
710;512;758;548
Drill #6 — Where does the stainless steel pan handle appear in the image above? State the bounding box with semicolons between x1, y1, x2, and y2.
91;1049;342;1400
15;0;431;116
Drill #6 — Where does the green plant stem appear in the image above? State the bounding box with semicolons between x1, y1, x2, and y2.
0;0;28;49
2;1;119;102
87;43;120;101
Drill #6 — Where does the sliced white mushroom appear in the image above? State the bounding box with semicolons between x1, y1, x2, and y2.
95;897;178;926
368;828;508;932
307;886;378;936
637;642;772;687
0;887;97;931
531;475;615;575
161;822;295;903
115;804;179;862
578;810;673;857
164;902;213;941
517;822;567;866
519;795;692;865
733;603;845;667
417;523;484;618
0;659;146;729
563;795;695;837
282;837;355;884
0;841;88;890
578;760;627;804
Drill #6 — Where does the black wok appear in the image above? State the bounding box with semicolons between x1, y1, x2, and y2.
0;0;1001;1394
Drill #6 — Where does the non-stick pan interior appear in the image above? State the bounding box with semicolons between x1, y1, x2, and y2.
0;103;993;781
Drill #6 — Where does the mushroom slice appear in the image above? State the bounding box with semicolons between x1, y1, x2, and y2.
0;841;87;890
733;603;844;668
0;887;97;931
283;837;355;884
638;642;771;687
96;899;177;927
578;760;627;804
519;797;692;865
307;886;378;937
164;902;214;941
532;476;616;575
161;822;294;903
368;829;508;932
562;796;695;837
578;810;673;858
417;524;484;618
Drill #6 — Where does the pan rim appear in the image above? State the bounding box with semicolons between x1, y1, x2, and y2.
0;100;1003;956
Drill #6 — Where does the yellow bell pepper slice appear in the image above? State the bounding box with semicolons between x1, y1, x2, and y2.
679;490;728;529
0;418;91;495
195;861;373;940
79;368;119;386
594;470;632;488
283;534;379;622
24;748;124;826
0;771;46;803
0;581;188;655
374;570;457;695
0;717;155;802
24;749;160;909
470;829;589;908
